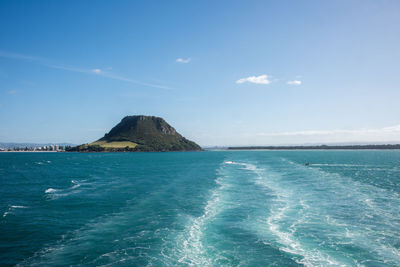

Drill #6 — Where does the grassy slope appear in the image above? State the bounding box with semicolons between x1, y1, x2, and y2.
74;141;137;151
90;141;137;148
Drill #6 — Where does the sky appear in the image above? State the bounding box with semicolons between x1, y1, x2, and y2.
0;0;400;146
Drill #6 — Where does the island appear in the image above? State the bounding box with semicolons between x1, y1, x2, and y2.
67;115;202;152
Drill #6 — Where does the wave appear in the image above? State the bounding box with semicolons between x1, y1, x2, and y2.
44;180;83;198
222;159;349;265
45;188;58;194
231;160;351;266
175;175;227;265
310;163;372;167
10;205;28;209
278;158;400;265
224;160;247;167
160;161;237;266
17;202;135;266
70;180;81;190
35;161;51;165
3;205;28;218
176;192;221;265
8;205;28;210
224;160;262;173
266;201;345;266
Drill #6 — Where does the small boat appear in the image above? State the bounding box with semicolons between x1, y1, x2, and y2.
305;162;310;166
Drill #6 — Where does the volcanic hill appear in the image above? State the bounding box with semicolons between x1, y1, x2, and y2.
68;115;202;152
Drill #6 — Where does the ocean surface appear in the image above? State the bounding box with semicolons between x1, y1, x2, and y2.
1;151;400;266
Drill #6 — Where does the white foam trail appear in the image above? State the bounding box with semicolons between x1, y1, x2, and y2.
267;201;344;266
45;188;58;193
178;192;220;265
45;180;82;196
3;205;29;217
310;164;370;167
35;161;52;165
71;181;81;190
224;160;247;167
235;160;348;266
280;158;400;265
221;160;328;264
173;162;233;266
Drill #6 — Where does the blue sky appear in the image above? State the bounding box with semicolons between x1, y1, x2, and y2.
1;0;400;146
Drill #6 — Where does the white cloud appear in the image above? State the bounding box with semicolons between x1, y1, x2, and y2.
256;125;400;137
0;50;172;90
92;69;102;74
199;124;400;146
7;90;17;95
236;74;271;85
287;80;302;85
176;58;191;64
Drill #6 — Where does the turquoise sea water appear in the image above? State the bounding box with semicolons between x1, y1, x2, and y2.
1;151;400;266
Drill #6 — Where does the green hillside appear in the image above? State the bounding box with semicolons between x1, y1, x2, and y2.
68;115;201;152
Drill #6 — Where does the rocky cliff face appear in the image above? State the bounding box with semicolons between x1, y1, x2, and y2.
69;115;202;152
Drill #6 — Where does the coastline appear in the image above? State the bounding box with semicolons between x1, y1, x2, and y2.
227;144;400;150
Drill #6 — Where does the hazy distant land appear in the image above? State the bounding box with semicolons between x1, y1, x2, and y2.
228;144;400;150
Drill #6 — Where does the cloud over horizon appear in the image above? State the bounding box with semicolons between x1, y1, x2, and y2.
287;80;302;85
176;58;191;64
198;124;400;147
256;124;400;137
249;124;400;144
236;74;271;85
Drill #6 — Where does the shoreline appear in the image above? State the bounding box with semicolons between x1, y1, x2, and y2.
227;144;400;150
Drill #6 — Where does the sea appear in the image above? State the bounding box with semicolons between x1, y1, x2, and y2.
1;150;400;266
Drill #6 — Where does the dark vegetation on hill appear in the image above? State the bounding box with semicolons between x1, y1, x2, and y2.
67;116;202;152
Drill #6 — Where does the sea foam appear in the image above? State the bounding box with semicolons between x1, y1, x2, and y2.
3;205;28;218
45;188;58;194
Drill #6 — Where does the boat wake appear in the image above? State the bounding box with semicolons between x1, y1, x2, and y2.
11;152;400;266
229;160;347;266
168;163;233;266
